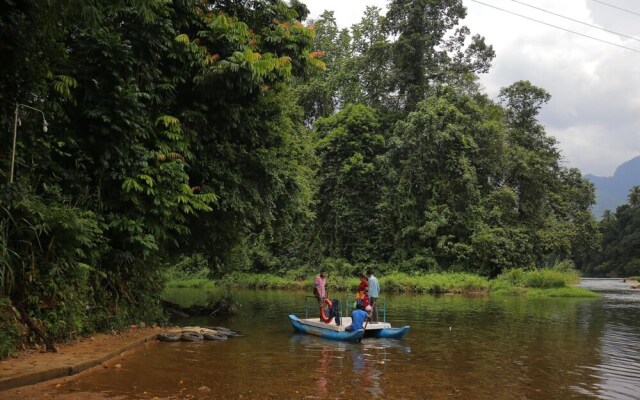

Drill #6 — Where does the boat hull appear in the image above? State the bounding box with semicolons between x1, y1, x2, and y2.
288;314;364;342
366;326;410;339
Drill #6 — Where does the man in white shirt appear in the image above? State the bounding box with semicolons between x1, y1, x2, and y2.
367;269;380;322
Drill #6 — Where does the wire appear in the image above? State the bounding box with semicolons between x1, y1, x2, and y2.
470;0;640;54
512;0;640;43
590;0;640;17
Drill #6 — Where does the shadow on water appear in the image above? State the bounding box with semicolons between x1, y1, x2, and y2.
57;280;640;399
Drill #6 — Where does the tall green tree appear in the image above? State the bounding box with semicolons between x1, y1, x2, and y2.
314;104;386;262
0;0;321;349
385;0;495;111
173;4;321;271
295;10;349;123
380;82;599;276
348;6;393;110
629;186;640;207
584;186;640;277
497;81;600;268
383;87;508;273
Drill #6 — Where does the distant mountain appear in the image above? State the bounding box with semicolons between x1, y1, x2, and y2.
585;156;640;218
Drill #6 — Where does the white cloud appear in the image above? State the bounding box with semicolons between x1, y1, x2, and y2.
302;0;640;176
463;0;640;175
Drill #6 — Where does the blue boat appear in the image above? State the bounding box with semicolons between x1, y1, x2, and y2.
289;314;410;341
288;314;364;342
366;325;410;339
292;296;410;341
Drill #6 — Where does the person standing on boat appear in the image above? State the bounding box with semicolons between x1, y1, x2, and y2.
346;305;372;331
314;269;328;305
367;269;380;322
355;274;369;308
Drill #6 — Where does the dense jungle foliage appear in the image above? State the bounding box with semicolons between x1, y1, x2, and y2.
0;0;606;354
582;187;640;277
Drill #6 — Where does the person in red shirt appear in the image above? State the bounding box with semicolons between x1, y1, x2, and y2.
357;274;368;293
355;274;369;308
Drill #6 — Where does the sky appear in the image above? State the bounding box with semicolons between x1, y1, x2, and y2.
302;0;640;177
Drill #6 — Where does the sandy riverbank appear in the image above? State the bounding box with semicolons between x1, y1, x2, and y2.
0;326;163;399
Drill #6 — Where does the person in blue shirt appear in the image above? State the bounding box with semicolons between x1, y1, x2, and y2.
367;269;380;322
346;305;372;331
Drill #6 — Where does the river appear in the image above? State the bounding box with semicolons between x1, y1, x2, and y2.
61;278;639;399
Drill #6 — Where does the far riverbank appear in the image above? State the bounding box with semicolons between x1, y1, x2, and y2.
166;268;599;298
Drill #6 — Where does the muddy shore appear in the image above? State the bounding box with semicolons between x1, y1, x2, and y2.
0;327;163;399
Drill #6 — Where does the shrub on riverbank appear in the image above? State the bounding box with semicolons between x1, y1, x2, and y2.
496;267;580;289
489;267;593;297
181;271;490;294
216;272;359;291
0;186;167;358
380;272;490;294
0;297;19;358
166;279;216;290
486;280;527;296
164;254;211;281
166;266;595;298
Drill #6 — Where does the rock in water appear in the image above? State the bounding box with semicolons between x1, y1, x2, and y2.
203;333;228;341
157;333;180;342
180;332;204;341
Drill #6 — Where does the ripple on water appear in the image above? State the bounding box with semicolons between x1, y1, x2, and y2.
574;279;640;399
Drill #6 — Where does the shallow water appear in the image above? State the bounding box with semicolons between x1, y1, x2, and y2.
61;279;640;399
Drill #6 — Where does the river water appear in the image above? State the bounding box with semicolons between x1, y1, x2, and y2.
62;279;639;399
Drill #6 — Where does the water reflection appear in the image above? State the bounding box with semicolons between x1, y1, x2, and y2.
287;334;411;399
575;279;640;400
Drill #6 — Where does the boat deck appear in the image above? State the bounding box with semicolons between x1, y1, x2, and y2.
298;317;391;332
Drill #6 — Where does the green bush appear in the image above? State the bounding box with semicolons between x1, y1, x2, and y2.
213;272;361;292
166;279;215;289
0;298;19;358
398;255;441;274
381;272;490;294
489;264;595;297
0;185;169;357
218;272;299;290
524;270;566;288
489;279;527;296
497;267;578;289
319;258;357;277
166;266;594;299
86;262;167;333
209;271;489;294
165;254;211;281
0;186;108;344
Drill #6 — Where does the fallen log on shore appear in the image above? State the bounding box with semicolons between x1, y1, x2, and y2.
161;297;236;317
161;300;213;317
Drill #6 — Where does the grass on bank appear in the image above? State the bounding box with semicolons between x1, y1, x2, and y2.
526;287;599;298
380;272;490;294
489;267;598;298
165;267;597;298
165;278;216;290
213;271;491;294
